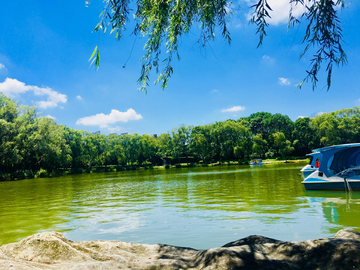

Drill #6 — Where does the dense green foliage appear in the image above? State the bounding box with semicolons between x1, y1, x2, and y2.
90;0;347;91
1;93;360;180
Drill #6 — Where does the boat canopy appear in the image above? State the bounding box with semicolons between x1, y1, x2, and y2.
305;152;321;167
316;144;360;177
312;143;360;153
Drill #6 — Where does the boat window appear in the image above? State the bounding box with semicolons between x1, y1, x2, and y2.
349;149;360;166
330;149;347;172
357;154;360;167
309;156;314;165
327;155;334;171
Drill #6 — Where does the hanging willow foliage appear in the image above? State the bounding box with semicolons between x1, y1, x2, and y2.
89;0;347;91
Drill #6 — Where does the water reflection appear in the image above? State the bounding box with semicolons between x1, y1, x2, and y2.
305;190;360;234
1;162;360;249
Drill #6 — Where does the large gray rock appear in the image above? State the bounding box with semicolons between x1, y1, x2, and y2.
1;229;360;269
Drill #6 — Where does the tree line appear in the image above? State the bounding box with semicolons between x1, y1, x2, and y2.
1;93;360;180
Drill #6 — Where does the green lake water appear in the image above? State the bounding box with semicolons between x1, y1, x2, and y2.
1;161;360;249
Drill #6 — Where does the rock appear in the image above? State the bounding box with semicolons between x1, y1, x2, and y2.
0;229;359;269
334;228;360;241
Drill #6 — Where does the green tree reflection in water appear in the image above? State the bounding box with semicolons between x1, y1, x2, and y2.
305;190;360;235
1;162;360;249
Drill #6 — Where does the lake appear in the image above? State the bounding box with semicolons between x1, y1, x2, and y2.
1;161;360;249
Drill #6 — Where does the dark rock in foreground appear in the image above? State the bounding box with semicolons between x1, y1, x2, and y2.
1;229;360;269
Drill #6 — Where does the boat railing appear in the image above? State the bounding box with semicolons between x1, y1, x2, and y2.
337;167;360;192
335;166;360;177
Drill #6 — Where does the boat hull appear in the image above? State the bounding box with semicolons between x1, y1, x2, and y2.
303;181;360;190
302;170;316;178
300;165;317;178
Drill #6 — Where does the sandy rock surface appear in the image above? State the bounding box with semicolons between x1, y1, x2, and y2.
1;228;360;269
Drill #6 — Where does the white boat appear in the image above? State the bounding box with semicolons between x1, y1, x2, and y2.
300;152;321;177
302;143;360;190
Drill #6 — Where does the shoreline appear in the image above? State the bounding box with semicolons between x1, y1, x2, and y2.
1;158;308;182
1;228;359;269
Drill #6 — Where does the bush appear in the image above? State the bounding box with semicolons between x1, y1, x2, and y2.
238;158;250;165
0;172;13;181
265;150;276;159
71;167;85;174
115;166;125;171
35;168;49;178
14;170;34;180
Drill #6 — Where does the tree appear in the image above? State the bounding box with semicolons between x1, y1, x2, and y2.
0;119;21;173
242;112;295;139
245;112;272;133
128;133;142;165
189;125;213;163
138;134;159;165
157;133;173;163
15;117;71;172
90;0;347;91
170;125;192;163
0;94;19;123
252;134;268;159
63;127;84;168
310;107;360;147
104;133;122;165
292;117;314;156
266;113;294;140
118;134;133;165
273;132;294;161
0;94;21;172
81;133;107;168
210;121;251;162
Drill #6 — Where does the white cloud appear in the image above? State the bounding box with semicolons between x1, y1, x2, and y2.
221;106;246;113
0;78;29;96
297;116;307;119
279;77;291;85
315;112;326;117
262;55;275;65
0;78;67;109
244;0;343;26
0;63;7;75
211;89;218;93
107;126;125;133
76;109;143;128
245;0;308;25
44;115;56;120
76;95;82;100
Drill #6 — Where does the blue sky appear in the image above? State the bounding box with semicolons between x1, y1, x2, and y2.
1;1;360;136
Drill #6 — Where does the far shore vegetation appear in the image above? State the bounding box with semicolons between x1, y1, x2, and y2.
1;93;360;181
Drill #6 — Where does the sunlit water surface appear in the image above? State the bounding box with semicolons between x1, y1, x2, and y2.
1;162;360;249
